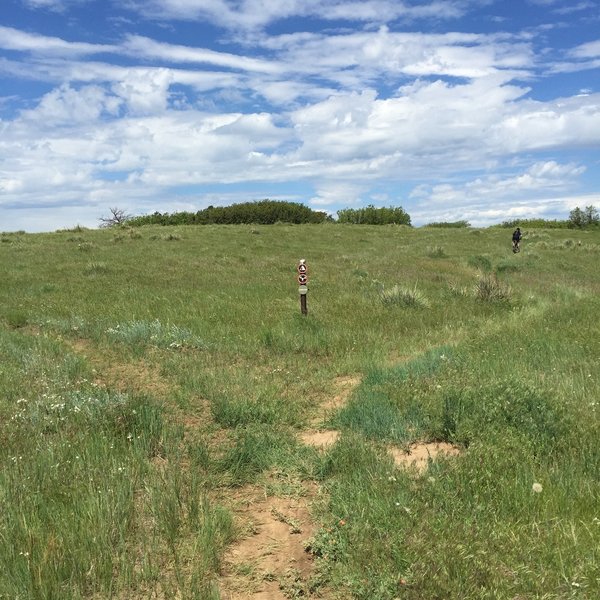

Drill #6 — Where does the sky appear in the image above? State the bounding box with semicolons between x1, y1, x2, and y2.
0;0;599;232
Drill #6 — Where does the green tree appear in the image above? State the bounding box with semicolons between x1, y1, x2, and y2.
568;205;599;228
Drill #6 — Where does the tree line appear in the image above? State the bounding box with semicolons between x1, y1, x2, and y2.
501;206;599;229
125;200;330;226
100;201;598;229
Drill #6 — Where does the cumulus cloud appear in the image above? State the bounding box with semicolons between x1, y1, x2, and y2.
411;193;600;227
411;161;586;204
408;160;591;225
309;182;367;207
18;83;121;124
2;3;599;231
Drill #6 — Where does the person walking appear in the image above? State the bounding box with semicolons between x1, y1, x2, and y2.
512;227;522;252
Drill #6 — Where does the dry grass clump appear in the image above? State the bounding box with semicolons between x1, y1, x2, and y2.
447;280;470;297
426;246;448;258
379;284;431;308
474;273;511;302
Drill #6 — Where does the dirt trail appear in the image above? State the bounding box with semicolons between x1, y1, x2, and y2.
218;376;362;600
63;334;459;595
299;374;460;472
299;375;359;449
219;479;320;600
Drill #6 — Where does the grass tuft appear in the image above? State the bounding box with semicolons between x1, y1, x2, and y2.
426;245;448;258
474;273;511;302
379;284;430;308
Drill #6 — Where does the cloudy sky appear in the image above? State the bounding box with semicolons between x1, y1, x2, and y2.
1;0;599;231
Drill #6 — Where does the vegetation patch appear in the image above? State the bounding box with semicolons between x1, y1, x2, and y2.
378;284;430;308
106;319;206;350
474;273;512;302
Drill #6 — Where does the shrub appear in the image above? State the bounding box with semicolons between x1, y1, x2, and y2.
77;242;94;252
424;220;470;228
495;261;521;274
499;218;568;229
336;205;411;225
128;200;329;226
106;320;206;349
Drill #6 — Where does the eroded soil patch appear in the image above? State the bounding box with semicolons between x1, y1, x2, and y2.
316;375;361;420
389;442;460;472
299;430;340;449
301;375;359;451
220;480;319;600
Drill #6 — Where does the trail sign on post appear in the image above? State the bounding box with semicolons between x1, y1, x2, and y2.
297;259;308;315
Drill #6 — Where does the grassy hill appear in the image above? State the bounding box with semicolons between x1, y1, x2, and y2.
1;224;599;599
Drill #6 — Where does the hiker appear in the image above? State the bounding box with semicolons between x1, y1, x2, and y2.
512;227;522;253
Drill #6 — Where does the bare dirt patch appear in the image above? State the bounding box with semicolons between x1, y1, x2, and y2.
300;430;340;449
220;482;319;600
316;375;360;420
389;442;460;472
299;375;360;451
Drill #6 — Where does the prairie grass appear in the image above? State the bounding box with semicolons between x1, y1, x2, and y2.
474;272;512;302
426;245;448;258
378;284;431;308
0;223;599;598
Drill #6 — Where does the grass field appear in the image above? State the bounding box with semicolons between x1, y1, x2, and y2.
1;223;599;599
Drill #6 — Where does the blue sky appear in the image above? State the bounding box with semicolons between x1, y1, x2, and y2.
0;0;599;231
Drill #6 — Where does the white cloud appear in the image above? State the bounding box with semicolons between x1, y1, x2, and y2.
411;194;600;227
262;27;534;83
121;35;281;74
569;39;600;60
417;160;585;201
408;160;589;224
0;26;115;55
19;84;121;124
125;0;469;30
2;8;599;232
310;182;366;206
0;25;537;110
20;0;90;11
111;68;173;115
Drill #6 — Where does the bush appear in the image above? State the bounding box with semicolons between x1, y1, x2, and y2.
499;218;569;229
424;220;470;228
336;205;411;225
128;200;329;226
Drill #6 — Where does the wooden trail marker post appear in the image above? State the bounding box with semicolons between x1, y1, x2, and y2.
297;259;308;315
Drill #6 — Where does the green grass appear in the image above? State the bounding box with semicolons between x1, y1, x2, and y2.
1;224;599;598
